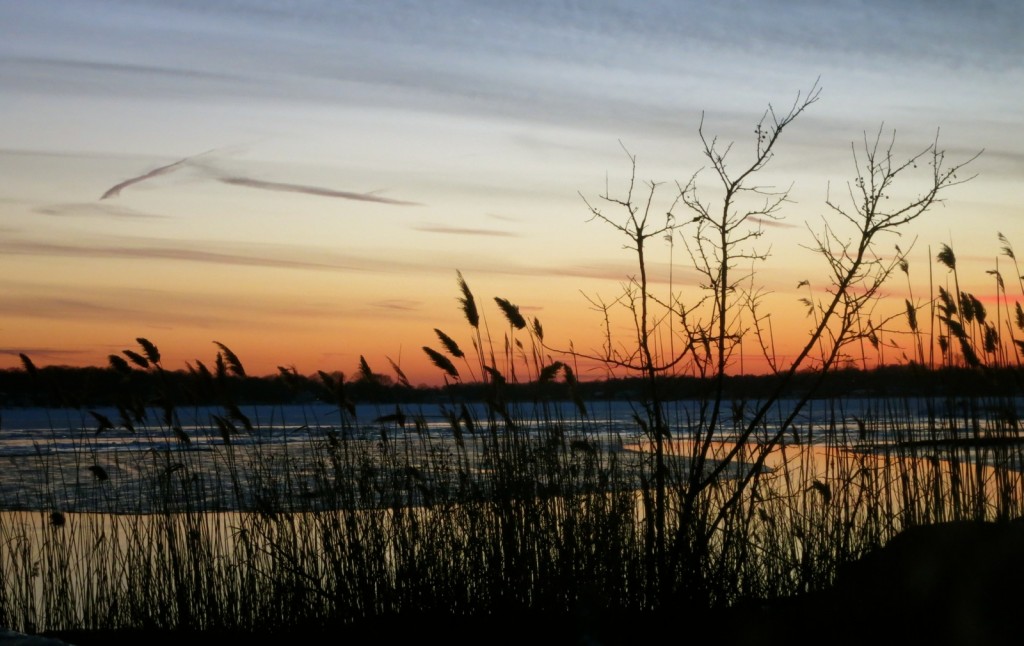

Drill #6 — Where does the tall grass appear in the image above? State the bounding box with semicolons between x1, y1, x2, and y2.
2;285;1024;635
1;90;1019;635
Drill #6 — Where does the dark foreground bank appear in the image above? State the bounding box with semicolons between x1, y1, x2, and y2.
43;519;1024;646
42;600;1024;646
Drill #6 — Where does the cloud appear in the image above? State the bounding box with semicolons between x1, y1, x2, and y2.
95;145;423;206
218;176;421;206
35;203;168;219
0;295;158;323
414;225;518;237
370;299;423;312
0;346;90;360
486;213;524;223
0;281;353;330
0;148;98;160
12;56;243;82
749;216;799;229
2;54;262;103
100;153;198;200
0;238;358;272
0;229;718;290
542;261;698;285
0;233;458;277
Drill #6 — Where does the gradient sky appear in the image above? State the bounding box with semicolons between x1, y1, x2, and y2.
2;0;1022;386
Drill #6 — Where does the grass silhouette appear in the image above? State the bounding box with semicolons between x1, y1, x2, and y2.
3;88;1020;643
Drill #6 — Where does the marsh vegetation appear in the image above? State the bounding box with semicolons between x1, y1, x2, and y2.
2;85;1021;640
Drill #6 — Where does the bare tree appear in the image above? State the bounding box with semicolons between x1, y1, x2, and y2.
572;80;979;601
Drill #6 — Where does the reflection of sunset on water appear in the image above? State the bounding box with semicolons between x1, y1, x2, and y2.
626;437;1024;529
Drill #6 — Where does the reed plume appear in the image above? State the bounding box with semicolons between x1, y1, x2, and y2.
494;297;527;330
422;346;459;380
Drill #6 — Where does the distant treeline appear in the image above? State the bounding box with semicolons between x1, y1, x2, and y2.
1;363;1022;409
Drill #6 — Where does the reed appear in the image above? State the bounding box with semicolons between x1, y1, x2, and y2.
3;316;1023;637
1;91;1019;639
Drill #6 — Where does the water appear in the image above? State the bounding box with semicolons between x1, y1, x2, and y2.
2;396;1022;636
0;400;644;512
0;396;1018;512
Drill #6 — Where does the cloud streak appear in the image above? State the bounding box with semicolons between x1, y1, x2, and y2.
749;216;799;229
35;203;168;219
13;56;244;82
96;148;422;207
0;346;90;360
0;295;156;322
0;233;681;287
0;280;362;331
370;299;423;312
0;239;356;272
0;234;467;277
414;225;517;237
100;152;206;200
218;177;421;206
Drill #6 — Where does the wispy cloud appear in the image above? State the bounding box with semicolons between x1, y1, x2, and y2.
0;234;456;276
35;203;168;219
0;346;90;360
0;295;156;322
96;148;422;206
218;177;421;206
0;281;353;330
0;230;698;285
486;213;524;223
0;239;355;272
414;225;517;237
370;299;423;312
100;152;207;200
749;216;799;229
546;261;697;285
13;56;244;82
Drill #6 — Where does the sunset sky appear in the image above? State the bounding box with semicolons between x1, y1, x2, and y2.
2;1;1022;386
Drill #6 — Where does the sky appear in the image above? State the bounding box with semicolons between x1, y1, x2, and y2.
1;0;1022;386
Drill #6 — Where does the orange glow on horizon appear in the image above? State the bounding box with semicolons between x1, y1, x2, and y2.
3;252;1012;389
